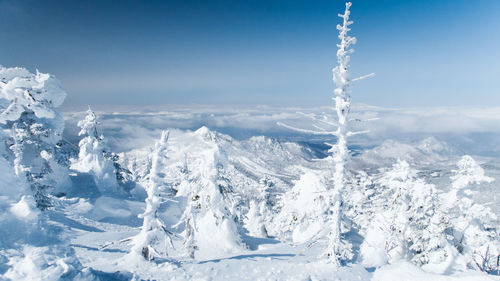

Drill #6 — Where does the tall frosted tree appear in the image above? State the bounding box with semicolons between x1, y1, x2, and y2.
0;66;69;209
277;2;373;264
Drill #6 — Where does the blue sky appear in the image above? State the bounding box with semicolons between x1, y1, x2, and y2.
0;0;499;108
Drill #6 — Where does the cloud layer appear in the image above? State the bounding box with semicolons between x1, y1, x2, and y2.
62;105;500;155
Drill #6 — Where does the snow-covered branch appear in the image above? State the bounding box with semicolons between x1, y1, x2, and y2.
296;111;338;127
351;73;375;83
346;130;369;137
276;122;336;135
349;117;379;122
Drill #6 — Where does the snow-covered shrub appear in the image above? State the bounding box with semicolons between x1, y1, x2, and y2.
130;131;174;261
361;161;456;270
443;155;499;272
72;107;133;194
0;66;69;209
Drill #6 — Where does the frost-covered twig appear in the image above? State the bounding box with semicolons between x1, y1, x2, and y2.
349;117;379;122
351;72;375;82
346;130;369;137
99;237;133;250
296;111;338;127
276;122;336;135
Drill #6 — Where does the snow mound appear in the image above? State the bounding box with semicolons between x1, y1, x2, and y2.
3;246;94;281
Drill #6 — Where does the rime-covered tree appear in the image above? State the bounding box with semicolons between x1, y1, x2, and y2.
0;66;69;209
245;200;268;238
243;176;274;238
175;127;244;258
444;155;499;272
277;2;373;264
361;161;456;269
130;130;174;261
176;183;198;259
72;107;132;193
276;171;330;244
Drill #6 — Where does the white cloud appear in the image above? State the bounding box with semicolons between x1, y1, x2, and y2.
62;105;500;154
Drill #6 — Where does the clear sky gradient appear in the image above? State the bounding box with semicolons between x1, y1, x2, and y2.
1;0;499;107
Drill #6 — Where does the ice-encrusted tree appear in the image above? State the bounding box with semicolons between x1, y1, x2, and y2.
0;66;69;210
175;127;244;258
176;184;198;259
72;107;132;193
130;130;174;261
276;171;330;244
244;200;268;238
449;155;493;198
361;161;456;269
444;155;499;272
277;2;373;264
243;176;275;238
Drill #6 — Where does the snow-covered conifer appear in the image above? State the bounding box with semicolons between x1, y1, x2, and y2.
130;130;174;261
72;107;132;193
276;171;330;244
361;161;455;269
245;200;268;238
243;176;274;238
444;155;499;272
176;127;244;258
450;155;493;196
0;66;69;209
